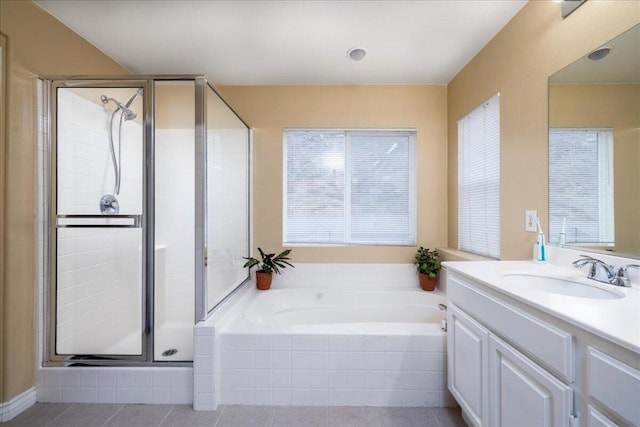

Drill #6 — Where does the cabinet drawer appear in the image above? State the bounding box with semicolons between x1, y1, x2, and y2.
588;347;640;426
588;406;618;427
448;274;574;382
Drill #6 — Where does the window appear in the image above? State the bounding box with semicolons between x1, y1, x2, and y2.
284;129;416;246
458;94;500;259
548;128;614;245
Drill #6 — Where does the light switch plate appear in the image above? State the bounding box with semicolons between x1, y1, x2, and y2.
525;210;538;232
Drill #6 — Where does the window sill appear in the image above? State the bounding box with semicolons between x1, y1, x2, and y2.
437;247;497;262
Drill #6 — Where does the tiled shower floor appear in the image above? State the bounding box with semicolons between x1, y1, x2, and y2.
4;403;467;426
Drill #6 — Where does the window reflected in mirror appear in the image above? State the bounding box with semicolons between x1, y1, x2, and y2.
549;128;614;247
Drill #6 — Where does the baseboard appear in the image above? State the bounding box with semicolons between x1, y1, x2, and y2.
0;387;37;422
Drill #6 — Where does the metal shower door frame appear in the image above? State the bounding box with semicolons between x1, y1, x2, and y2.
45;78;155;365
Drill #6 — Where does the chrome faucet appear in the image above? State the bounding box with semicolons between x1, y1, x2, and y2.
573;255;616;284
615;264;640;287
572;255;636;287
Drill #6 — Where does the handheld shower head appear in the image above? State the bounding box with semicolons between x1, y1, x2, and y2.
100;94;137;121
120;106;137;121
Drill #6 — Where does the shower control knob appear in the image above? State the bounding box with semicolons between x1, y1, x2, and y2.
100;194;120;215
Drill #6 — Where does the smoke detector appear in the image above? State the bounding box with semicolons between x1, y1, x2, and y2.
347;47;367;61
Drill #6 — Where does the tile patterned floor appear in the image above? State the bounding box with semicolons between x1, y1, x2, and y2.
3;403;467;427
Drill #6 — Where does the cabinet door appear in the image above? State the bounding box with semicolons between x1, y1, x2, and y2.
448;303;490;427
489;335;573;427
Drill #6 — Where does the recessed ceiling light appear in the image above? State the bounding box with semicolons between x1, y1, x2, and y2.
587;46;612;61
347;47;367;61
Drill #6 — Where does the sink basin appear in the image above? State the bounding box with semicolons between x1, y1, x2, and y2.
502;274;624;299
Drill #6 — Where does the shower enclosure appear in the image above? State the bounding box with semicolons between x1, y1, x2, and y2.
42;76;250;365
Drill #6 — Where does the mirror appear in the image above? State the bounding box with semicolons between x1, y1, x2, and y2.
1;33;5;157
0;33;5;196
548;24;639;259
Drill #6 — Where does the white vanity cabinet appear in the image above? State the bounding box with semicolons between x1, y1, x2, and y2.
446;269;640;427
447;274;575;427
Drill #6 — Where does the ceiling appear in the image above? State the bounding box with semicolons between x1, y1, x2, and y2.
35;0;527;85
550;24;640;84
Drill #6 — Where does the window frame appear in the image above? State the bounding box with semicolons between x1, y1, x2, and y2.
283;128;417;247
548;127;614;246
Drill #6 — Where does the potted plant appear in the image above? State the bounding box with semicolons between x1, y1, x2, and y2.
414;247;441;291
243;247;294;290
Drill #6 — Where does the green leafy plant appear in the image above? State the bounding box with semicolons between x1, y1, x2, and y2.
414;247;441;278
243;248;294;275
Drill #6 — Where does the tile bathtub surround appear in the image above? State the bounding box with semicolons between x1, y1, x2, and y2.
193;323;216;411
218;333;452;408
37;367;193;405
269;263;420;289
3;404;466;427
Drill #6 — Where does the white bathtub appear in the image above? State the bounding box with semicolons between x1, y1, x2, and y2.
215;285;454;407
241;289;446;333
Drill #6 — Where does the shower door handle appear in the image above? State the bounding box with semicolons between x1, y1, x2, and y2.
56;215;143;228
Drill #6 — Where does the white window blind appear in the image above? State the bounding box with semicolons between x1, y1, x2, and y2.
549;128;614;245
458;94;500;259
284;129;416;246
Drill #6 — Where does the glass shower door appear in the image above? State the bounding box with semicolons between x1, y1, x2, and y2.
52;83;147;359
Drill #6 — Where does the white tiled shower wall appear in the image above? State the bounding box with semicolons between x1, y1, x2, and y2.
56;89;142;215
154;128;195;360
55;89;144;354
206;129;250;309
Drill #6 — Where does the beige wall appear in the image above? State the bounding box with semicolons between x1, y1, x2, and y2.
0;1;128;402
447;1;639;260
549;84;640;255
218;85;448;263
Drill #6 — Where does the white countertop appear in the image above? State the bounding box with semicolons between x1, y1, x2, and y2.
443;260;640;354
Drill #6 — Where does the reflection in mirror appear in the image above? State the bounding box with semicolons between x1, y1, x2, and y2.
549;24;639;258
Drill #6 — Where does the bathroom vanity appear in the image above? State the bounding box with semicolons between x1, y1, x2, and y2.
443;261;640;427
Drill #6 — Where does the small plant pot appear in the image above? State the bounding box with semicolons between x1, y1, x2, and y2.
255;271;273;291
419;272;437;291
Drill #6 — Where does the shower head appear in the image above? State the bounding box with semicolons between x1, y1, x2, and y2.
100;94;137;121
120;106;137;121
